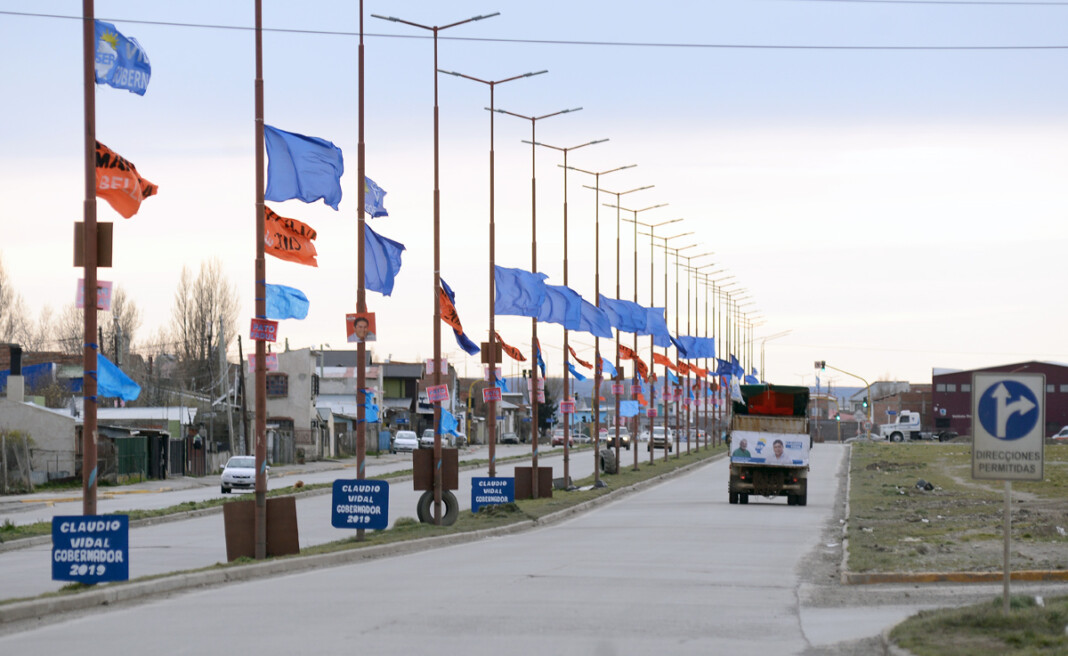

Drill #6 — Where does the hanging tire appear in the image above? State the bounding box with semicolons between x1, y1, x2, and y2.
416;489;459;526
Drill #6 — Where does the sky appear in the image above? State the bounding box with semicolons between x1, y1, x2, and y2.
1;0;1067;390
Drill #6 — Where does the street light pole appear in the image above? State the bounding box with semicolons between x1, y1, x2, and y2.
527;138;606;488
678;252;713;454
439;67;546;477
569;168;638;479
496;105;581;498
372;9;499;525
614;208;675;468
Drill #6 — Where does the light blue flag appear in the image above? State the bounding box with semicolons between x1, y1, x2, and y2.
578;299;613;339
265;284;309;320
97;354;140;402
667;369;679;386
364;224;406;296
600;357;617;380
363;389;379;423
94;21;151;96
567;362;587;382
364;176;388;217
744;374;759;384
495;266;549;317
619;400;640;418
264;125;344;210
496;373;510;393
439;409;461;437
598;295;647;333
538;284;582;329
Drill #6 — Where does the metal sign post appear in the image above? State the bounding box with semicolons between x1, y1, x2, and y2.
971;372;1044;614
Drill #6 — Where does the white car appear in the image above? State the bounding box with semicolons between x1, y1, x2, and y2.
1051;426;1068;441
220;455;265;494
419;429;436;449
392;430;419;453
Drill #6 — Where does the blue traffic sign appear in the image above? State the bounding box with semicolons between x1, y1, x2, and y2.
332;479;389;530
471;477;515;512
52;515;129;584
977;380;1039;440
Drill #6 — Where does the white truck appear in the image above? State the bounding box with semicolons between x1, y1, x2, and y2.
727;384;811;506
878;411;957;442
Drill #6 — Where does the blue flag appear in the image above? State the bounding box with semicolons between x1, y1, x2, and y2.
639;307;673;348
538;284;582;329
598;295;647;333
619;400;640;418
600;357;617;380
265;284;309;320
731;355;744;378
535;340;547;378
677;336;715;359
578;299;613;339
439;409;461;437
496;373;510;393
97;354;140;401
667;369;679;386
94;21;151;96
495;266;549;317
364;176;388;217
567;362;587;382
364;224;405;296
668;334;688;356
264;125;344;210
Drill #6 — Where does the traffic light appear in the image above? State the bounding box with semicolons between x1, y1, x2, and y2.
814;360;826;371
862;397;869;409
834;412;841;422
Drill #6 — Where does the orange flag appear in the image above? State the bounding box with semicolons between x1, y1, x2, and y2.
494;332;527;362
95;141;157;218
619;345;650;381
568;345;593;370
653;352;678;372
264;206;318;266
676;361;692;375
439;285;463;333
691;365;708;377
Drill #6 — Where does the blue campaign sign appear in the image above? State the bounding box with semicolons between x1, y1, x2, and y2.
52;515;129;584
332;479;389;530
471;477;515;512
977;380;1039;440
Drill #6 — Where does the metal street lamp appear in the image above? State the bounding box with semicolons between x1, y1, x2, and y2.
372;9;499;525
438;67;546;477
569;167;639;477
677;251;712;454
615;207;675;468
496;105;581;498
526;137;606;487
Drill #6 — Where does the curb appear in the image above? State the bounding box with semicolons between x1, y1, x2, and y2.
0;450;721;627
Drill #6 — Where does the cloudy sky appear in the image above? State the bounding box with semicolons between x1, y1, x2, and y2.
1;0;1066;389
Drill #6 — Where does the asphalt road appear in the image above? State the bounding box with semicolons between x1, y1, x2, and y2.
4;444;1063;654
0;444;602;601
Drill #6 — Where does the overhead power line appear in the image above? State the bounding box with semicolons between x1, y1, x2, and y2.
2;9;1068;50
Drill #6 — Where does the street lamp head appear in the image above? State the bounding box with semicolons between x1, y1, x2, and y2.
664;231;694;241
571;164;637;178
650;217;683;228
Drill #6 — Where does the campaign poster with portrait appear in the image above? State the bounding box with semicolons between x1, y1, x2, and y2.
728;430;810;466
346;312;377;343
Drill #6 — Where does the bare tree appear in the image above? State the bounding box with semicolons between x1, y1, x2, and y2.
0;253;32;345
168;258;239;394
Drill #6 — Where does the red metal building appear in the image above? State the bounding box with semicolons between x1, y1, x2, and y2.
932;361;1068;437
